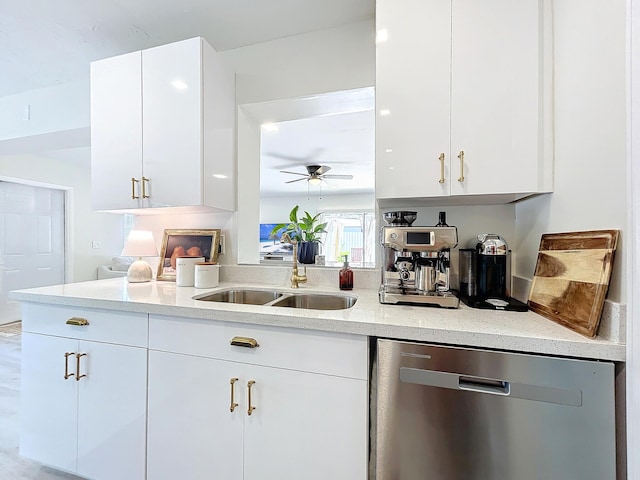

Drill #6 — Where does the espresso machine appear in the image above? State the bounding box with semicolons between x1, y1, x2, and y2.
459;234;528;311
379;212;459;308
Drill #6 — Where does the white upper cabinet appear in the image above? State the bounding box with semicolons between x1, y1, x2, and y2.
90;51;143;210
90;37;236;213
375;0;552;204
376;0;452;199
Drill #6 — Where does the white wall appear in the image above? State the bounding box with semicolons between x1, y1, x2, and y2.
221;20;375;104
233;20;375;264
515;0;628;303
0;150;124;281
132;213;235;268
260;193;376;223
0;80;90;142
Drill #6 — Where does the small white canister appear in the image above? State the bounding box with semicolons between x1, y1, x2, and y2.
194;262;220;289
175;256;205;287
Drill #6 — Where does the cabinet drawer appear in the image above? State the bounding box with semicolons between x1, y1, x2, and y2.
149;314;368;380
22;303;148;348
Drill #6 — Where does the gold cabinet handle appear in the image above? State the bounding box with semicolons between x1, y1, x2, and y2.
131;177;140;199
142;176;150;199
247;380;256;416
230;336;259;348
230;377;239;412
64;352;75;380
75;353;87;381
66;317;89;327
438;153;446;184
457;150;465;182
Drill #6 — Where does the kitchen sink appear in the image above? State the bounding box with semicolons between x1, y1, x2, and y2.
193;288;356;310
270;293;357;310
194;289;282;305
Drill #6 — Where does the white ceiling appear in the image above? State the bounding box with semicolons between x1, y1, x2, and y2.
0;0;374;98
1;1;375;196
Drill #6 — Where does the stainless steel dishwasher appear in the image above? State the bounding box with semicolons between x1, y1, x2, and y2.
373;339;616;479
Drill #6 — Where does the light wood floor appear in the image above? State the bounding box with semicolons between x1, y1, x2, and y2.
0;334;82;479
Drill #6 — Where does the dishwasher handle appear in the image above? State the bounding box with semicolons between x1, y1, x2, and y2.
459;375;510;396
399;367;582;406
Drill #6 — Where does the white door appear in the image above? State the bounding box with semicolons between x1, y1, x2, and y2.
0;182;65;324
20;333;79;472
147;350;243;480
77;341;147;480
244;365;368;480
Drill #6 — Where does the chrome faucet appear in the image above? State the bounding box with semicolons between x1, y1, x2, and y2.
281;233;307;288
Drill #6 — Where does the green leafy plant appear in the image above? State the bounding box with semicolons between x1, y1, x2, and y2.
269;205;328;243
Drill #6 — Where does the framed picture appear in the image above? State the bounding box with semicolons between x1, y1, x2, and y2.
157;229;221;281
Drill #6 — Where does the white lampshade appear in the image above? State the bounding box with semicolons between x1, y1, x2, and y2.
121;230;158;283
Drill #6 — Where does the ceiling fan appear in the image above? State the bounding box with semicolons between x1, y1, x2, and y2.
280;165;353;185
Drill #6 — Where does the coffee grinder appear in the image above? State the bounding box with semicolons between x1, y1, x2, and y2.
459;234;528;311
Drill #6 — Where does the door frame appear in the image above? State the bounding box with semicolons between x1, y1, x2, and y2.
0;175;73;283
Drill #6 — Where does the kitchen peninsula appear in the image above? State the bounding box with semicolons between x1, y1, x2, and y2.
12;278;624;360
11;277;624;480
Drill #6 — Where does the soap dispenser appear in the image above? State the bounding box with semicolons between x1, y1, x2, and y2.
339;255;354;290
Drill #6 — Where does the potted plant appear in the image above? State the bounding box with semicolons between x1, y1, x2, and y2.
269;205;328;264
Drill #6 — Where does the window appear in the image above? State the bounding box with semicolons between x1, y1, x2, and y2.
319;211;375;268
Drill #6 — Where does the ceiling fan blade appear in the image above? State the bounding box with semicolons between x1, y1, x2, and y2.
264;152;307;162
321;174;353;180
279;170;308;176
285;177;308;184
314;165;331;175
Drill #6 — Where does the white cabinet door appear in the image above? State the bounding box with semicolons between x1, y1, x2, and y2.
90;51;143;210
244;365;368;480
142;37;203;208
147;350;243;480
450;0;542;196
20;333;78;472
375;0;452;199
77;341;147;480
375;0;550;202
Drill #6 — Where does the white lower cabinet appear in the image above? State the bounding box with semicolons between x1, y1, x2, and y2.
147;351;243;480
242;363;366;480
147;315;369;480
21;334;147;479
20;305;368;480
20;304;148;480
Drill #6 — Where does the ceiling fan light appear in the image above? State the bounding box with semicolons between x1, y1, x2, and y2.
308;177;322;185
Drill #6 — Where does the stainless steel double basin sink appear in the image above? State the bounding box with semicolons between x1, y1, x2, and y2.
193;288;357;311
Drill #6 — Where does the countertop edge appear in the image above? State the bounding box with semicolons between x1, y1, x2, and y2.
10;282;626;362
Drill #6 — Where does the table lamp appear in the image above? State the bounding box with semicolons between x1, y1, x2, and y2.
121;230;158;283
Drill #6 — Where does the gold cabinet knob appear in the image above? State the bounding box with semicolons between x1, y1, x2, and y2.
75;353;87;381
230;378;239;412
230;336;259;348
64;352;75;380
142;177;150;199
457;150;465;182
66;317;89;326
247;380;256;416
131;178;140;199
438;153;446;184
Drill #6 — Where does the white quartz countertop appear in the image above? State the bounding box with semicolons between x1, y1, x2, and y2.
10;278;625;361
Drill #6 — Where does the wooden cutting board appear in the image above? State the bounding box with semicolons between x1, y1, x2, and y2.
527;230;619;338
